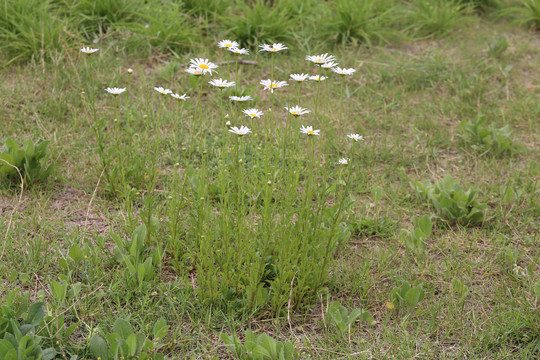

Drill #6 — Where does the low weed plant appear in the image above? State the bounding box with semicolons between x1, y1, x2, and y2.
412;175;486;225
325;301;374;336
221;330;296;360
460;115;517;156
0;139;54;187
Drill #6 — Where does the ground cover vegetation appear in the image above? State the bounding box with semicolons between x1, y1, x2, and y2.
0;0;539;358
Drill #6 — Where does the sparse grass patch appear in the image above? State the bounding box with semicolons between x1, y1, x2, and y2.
0;8;539;360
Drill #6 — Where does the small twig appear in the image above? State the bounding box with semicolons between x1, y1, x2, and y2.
85;168;105;228
287;272;297;332
0;159;24;261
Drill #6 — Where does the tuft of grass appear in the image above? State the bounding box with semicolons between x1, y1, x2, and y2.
405;0;474;38
182;0;233;20
220;0;299;48
121;1;203;57
0;0;73;65
322;0;400;46
499;0;540;30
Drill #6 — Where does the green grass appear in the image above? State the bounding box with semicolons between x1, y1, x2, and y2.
0;3;539;359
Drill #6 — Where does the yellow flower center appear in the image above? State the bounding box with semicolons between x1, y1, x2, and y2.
225;44;233;47
249;113;256;117
270;84;278;88
271;47;277;51
307;130;314;134
199;64;209;69
292;111;298;115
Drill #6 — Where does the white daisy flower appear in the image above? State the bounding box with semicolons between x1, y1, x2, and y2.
333;67;356;76
189;58;218;75
300;125;320;136
260;79;288;93
171;93;190;101
322;61;339;69
127;68;133;74
242;108;264;118
185;67;203;76
290;73;310;82
229;125;252;136
228;47;249;55
229;95;253;102
209;78;235;89
305;53;336;65
347;134;364;142
285;106;311;116
337;158;350;165
259;43;288;52
104;87;126;96
218;40;240;49
154;87;172;95
309;75;327;82
225;120;232;127
80;46;99;55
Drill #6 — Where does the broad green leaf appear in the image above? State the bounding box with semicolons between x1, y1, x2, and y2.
112;318;134;340
50;281;67;303
126;333;138;355
69;244;83;263
24;303;44;326
153;318;169;340
88;335;109;360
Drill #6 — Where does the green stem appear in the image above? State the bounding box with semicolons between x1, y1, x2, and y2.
340;76;344;124
315;66;321;122
235;58;239;93
317;144;356;290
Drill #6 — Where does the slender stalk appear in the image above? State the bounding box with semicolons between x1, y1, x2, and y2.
315;66;322;121
114;96;119;139
219;88;223;124
339;76;344;124
317;144;356;289
235;57;239;93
